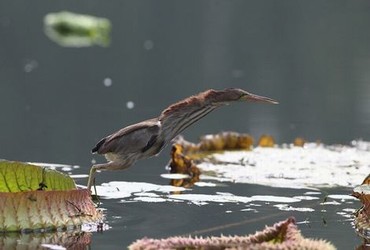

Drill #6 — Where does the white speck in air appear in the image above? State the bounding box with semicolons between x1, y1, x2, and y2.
126;101;135;109
103;78;112;87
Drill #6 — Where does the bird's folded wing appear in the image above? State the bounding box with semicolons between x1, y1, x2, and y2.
93;119;160;154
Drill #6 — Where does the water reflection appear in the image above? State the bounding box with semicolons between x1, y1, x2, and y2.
0;231;92;250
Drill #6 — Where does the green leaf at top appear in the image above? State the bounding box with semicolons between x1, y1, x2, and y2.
0;161;76;192
44;11;111;47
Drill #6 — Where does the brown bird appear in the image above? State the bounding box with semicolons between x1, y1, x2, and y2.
87;88;278;190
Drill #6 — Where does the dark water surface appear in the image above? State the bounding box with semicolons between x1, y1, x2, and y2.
72;165;361;249
1;1;370;249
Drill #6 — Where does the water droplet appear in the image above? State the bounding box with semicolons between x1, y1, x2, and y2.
91;159;96;164
143;40;154;50
23;59;38;73
103;78;112;87
126;101;135;109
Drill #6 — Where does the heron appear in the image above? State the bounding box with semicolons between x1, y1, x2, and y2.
87;88;278;190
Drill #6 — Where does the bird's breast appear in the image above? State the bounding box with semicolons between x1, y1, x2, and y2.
104;152;121;162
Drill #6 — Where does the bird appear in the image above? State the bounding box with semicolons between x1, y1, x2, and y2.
87;88;278;190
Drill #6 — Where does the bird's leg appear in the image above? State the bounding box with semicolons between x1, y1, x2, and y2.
87;163;112;191
87;162;131;191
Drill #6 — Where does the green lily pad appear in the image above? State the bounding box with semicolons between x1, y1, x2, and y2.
0;161;102;232
44;11;111;47
0;161;76;192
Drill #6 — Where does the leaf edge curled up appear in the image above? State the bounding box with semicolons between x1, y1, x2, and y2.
0;161;76;192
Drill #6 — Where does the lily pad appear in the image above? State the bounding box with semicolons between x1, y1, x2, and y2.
0;161;102;232
170;134;370;189
44;11;111;47
129;217;335;250
0;161;76;192
352;175;370;241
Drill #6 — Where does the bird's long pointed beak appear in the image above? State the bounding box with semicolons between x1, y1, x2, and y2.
243;93;279;104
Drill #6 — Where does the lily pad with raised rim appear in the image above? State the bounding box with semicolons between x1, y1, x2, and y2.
0;161;102;232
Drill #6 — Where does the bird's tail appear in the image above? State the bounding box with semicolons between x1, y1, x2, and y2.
91;138;106;153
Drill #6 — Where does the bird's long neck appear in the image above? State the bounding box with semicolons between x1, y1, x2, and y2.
162;105;218;143
158;88;247;143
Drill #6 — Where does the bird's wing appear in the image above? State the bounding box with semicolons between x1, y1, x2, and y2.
92;118;160;155
158;89;244;142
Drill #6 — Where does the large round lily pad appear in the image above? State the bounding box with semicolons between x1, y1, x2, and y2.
0;161;76;192
0;161;102;232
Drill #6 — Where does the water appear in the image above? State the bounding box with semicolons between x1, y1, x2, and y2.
83;176;361;249
1;1;370;249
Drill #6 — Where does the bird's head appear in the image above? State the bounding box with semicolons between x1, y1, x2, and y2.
233;88;278;104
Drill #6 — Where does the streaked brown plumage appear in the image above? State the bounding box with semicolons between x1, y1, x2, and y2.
87;88;278;190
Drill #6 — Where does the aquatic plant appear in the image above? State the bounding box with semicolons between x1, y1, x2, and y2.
174;131;255;155
129;217;335;250
0;161;102;232
44;11;111;47
258;134;276;147
168;132;256;187
352;174;370;242
169;134;370;189
168;144;200;187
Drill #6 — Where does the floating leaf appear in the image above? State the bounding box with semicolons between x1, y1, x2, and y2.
174;132;254;159
0;161;75;192
44;11;111;47
293;137;306;147
352;176;370;242
361;174;370;185
129;217;335;250
0;161;102;232
170;134;370;189
200;132;254;151
258;134;275;147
